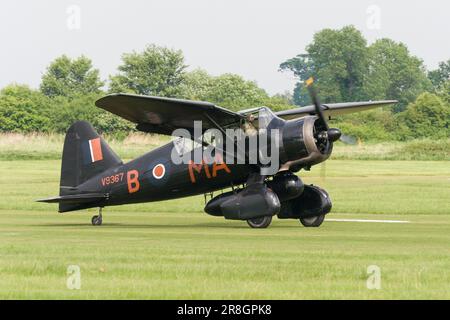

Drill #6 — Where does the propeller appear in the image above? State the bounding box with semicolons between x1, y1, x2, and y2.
305;77;342;143
320;161;327;182
339;134;357;145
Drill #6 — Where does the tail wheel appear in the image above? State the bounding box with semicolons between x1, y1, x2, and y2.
300;214;325;227
247;216;272;228
91;215;102;226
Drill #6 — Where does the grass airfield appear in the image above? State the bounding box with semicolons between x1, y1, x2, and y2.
0;159;449;299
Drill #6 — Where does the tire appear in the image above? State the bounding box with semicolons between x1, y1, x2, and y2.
91;215;102;226
299;214;325;227
247;216;272;228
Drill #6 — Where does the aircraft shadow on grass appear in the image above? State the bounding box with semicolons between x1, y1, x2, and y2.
33;222;305;229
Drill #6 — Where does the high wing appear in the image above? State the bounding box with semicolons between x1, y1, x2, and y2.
274;100;398;120
96;94;397;134
96;93;245;135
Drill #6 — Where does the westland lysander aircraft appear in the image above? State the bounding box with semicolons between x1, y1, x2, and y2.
39;79;396;228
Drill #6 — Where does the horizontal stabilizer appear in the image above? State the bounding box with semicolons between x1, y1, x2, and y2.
37;193;107;204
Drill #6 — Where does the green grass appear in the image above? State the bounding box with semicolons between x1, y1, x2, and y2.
0;159;449;299
0;132;168;161
332;139;450;161
1;133;448;161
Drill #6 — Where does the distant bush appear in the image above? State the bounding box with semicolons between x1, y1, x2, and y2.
331;108;396;142
1;84;449;143
48;93;134;135
398;139;450;160
395;92;450;140
0;85;133;137
332;139;450;161
0;85;54;133
331;92;450;142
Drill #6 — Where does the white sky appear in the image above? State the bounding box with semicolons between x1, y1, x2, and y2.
1;0;448;95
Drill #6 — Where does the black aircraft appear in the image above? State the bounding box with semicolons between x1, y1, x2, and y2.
39;79;396;228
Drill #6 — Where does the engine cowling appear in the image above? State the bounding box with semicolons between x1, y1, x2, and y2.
279;116;333;171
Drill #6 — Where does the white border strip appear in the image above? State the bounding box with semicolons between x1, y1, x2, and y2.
88;139;94;162
326;218;410;224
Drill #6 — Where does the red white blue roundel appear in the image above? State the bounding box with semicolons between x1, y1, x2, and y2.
152;163;166;179
146;159;171;186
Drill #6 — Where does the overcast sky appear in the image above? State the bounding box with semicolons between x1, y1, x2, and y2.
1;0;448;95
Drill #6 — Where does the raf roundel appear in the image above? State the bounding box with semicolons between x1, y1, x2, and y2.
152;163;166;180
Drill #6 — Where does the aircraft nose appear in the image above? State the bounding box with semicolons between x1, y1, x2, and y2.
327;128;341;142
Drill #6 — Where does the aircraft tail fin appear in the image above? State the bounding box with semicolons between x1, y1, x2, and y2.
55;121;122;212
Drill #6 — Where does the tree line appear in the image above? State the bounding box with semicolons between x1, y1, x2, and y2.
0;26;448;141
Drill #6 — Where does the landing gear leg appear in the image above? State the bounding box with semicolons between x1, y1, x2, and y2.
91;208;103;226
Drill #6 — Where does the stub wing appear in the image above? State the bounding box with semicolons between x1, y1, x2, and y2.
275;100;398;120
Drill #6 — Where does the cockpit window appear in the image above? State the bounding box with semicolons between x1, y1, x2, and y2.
173;137;202;155
239;106;278;131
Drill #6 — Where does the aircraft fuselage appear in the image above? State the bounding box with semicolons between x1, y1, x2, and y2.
75;141;253;210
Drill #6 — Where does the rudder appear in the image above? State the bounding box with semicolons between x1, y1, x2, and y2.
60;121;122;196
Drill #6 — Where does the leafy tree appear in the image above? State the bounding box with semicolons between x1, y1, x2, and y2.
281;27;432;112
396;92;450;139
0;84;132;135
93;112;135;136
0;85;53;132
280;26;368;105
332;108;397;141
263;92;294;112
205;74;269;110
40;55;104;98
109;44;186;97
178;69;214;101
179;70;270;111
436;80;450;104
364;39;431;112
279;54;314;82
428;60;450;90
49;93;133;134
291;82;312;106
49;93;102;133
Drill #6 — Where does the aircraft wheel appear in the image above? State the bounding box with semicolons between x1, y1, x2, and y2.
247;216;272;228
299;214;325;227
91;215;102;226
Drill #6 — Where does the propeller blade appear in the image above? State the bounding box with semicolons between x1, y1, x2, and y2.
320;161;326;182
305;77;328;130
340;134;357;145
